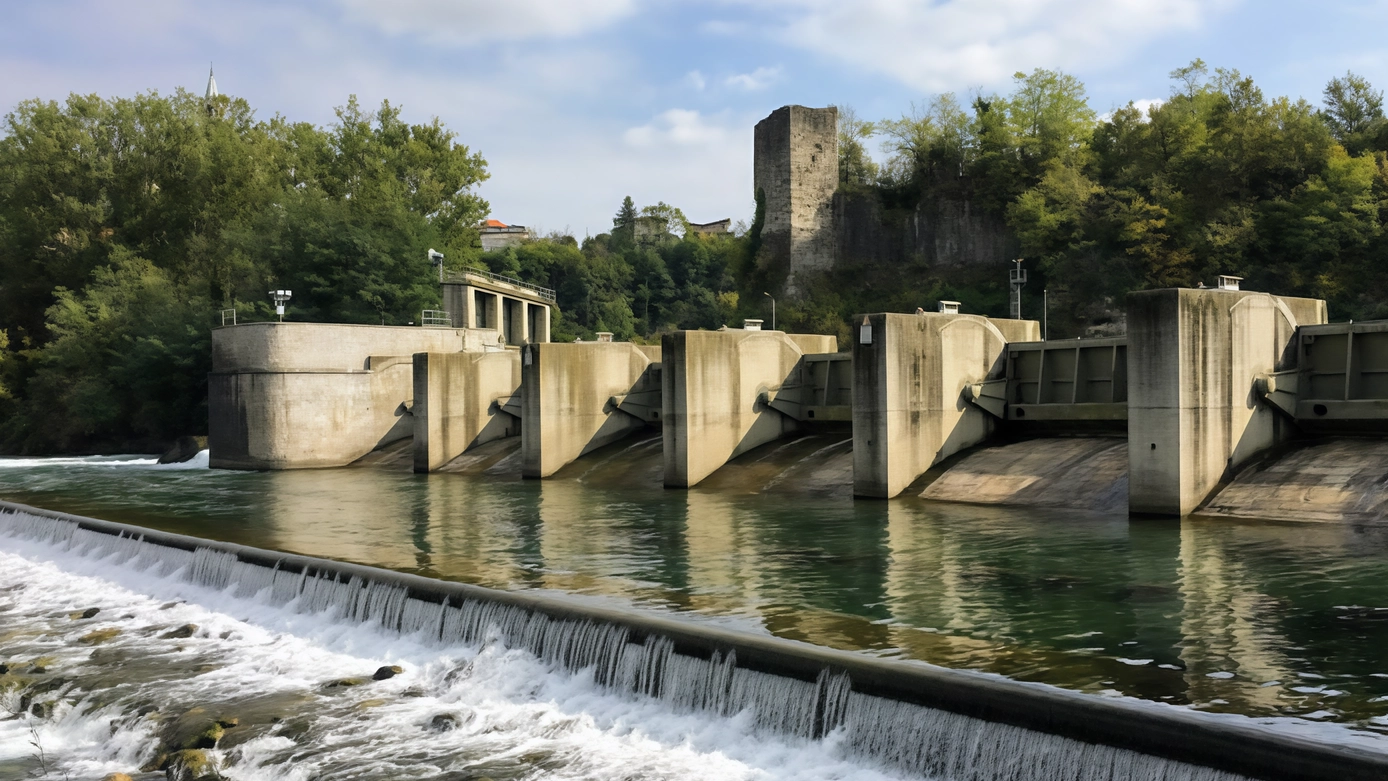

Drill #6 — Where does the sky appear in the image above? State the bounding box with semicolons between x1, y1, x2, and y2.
5;0;1388;238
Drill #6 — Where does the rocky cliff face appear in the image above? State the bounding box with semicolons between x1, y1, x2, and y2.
833;190;1016;271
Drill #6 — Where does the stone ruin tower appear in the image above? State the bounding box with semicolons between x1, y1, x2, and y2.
754;105;839;298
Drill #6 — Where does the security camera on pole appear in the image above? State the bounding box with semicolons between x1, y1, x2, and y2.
429;248;445;283
270;289;292;322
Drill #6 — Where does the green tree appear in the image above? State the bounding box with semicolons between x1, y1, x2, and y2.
1005;68;1096;176
7;250;210;451
612;196;638;249
836;105;879;185
1322;71;1385;154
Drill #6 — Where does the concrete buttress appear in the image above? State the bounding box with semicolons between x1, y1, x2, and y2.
521;342;662;478
412;350;523;473
1126;288;1326;515
852;313;1039;499
662;329;838;488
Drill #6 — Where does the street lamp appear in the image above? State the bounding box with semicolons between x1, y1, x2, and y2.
763;291;775;331
270;289;292;322
428;248;445;283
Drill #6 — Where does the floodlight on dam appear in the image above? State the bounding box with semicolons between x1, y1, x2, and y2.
270;289;292;322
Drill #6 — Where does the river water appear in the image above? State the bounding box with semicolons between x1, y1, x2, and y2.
3;436;1388;775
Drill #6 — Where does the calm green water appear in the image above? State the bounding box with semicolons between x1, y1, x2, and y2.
4;437;1388;734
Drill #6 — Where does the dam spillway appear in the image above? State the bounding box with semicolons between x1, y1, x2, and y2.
4;501;1388;780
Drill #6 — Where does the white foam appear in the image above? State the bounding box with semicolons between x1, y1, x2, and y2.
0;450;208;470
0;523;908;781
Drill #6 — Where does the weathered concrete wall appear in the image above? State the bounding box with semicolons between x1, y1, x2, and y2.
1127;289;1327;516
754;105;838;297
212;322;495;373
853;313;1040;499
521;342;662;478
413;350;522;473
209;323;499;470
663;329;838;488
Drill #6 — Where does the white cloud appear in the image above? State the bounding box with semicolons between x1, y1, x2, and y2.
686;70;707;91
725;66;781;91
1100;98;1165;122
623;109;733;148
735;0;1239;91
336;0;639;46
1131;97;1164;116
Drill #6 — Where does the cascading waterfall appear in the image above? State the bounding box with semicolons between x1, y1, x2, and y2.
0;507;1252;781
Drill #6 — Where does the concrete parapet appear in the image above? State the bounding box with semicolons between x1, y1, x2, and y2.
662;330;838;488
1127;288;1327;516
412;351;523;473
209;323;498;470
211;321;497;373
520;342;662;478
853;313;1039;499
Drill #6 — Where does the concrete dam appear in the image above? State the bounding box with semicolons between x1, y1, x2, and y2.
208;270;1388;523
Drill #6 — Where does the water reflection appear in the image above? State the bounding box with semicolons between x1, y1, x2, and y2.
3;451;1388;729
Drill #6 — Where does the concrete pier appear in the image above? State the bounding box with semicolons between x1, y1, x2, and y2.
520;342;662;478
1127;288;1326;516
662;329;837;488
412;350;523;473
209;323;499;470
852;312;1039;499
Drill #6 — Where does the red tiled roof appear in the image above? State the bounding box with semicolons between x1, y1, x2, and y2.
483;219;508;228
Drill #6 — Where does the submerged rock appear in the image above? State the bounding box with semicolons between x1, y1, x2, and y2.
165;748;221;781
372;665;403;680
189;723;224;749
79;627;122;645
161;624;199;640
428;713;461;732
320;677;368;689
100;774;134;781
158;436;204;464
70;607;101;620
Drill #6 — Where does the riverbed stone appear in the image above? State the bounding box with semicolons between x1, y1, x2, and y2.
70;607;101;620
189;723;224;749
165;748;221;781
161;624;198;640
320;677;367;689
79;627;122;645
100;773;134;781
372;665;403;680
159;436;204;464
427;715;460;732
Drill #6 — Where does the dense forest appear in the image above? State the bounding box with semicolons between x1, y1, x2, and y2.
3;60;1388;452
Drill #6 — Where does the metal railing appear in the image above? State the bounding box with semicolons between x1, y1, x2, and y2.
220;309;237;326
421;310;452;327
447;268;556;302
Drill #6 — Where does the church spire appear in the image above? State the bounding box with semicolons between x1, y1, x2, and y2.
205;64;218;101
